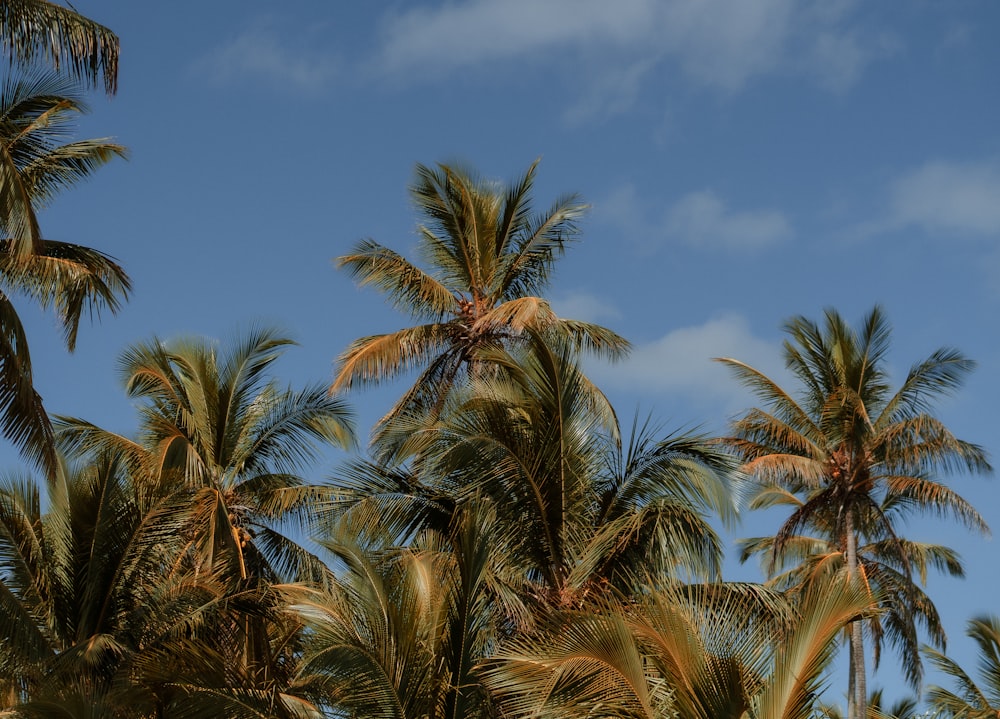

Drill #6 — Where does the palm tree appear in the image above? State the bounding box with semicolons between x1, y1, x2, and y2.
1;0;118;94
740;510;963;690
924;615;1000;719
56;327;356;587
717;305;991;719
331;159;629;458
483;571;876;719
0;454;195;714
290;503;522;719
0;452;313;718
331;333;737;608
0;72;129;475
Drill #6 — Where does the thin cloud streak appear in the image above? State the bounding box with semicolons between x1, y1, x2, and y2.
372;0;886;95
198;25;340;91
598;184;792;253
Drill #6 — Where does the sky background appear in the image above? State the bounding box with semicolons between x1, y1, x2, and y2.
6;0;1000;709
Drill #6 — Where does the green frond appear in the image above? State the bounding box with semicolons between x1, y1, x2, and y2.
716;357;820;440
553;318;631;360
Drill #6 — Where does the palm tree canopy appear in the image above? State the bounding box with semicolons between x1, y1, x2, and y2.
329;333;738;609
1;0;118;94
718;305;991;711
0;71;128;475
56;327;357;586
331;160;629;454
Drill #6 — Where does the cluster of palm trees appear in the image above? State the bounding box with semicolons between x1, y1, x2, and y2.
1;3;998;718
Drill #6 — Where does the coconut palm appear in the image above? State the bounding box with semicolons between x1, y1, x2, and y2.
1;0;118;94
331;332;737;609
0;453;197;714
0;451;315;718
924;615;1000;719
740;513;963;690
55;327;356;587
717;306;991;719
331;159;629;458
483;571;875;719
0;71;129;475
290;502;523;719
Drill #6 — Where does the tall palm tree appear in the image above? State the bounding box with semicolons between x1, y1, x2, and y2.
331;159;629;458
924;615;1000;719
740;508;963;689
717;305;991;719
56;327;356;587
0;72;129;475
1;0;118;94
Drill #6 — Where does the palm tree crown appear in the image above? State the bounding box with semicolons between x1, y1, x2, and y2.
718;305;991;719
0;72;129;474
332;159;629;454
57;327;356;585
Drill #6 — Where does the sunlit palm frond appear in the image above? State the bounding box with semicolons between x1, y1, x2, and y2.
751;574;877;719
1;239;130;349
485;607;658;719
0;0;118;94
337;238;455;319
331;323;451;393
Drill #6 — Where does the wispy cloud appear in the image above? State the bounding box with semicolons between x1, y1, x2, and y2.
598;184;792;253
198;23;339;92
667;191;793;250
591;314;787;414
371;0;889;98
551;291;622;323
889;160;1000;236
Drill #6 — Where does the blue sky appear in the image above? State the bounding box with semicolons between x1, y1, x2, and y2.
9;0;1000;707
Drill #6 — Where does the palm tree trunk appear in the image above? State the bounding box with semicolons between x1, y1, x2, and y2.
845;512;866;719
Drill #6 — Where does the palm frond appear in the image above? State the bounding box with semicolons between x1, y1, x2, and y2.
337;238;455;319
1;0;118;94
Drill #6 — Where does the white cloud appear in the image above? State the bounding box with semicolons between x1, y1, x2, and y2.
563;60;656;125
376;0;657;74
889;161;1000;236
372;0;886;95
551;291;622;324
596;184;792;253
592;314;787;413
199;25;339;91
666;191;793;250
